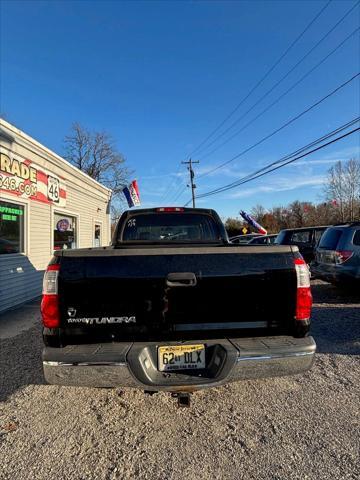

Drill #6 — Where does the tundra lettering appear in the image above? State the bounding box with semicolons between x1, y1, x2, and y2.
67;316;136;324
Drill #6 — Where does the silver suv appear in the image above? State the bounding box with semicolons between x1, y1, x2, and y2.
311;222;360;286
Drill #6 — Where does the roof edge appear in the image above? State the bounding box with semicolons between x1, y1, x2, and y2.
0;118;113;195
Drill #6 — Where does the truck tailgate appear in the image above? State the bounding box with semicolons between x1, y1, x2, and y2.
58;245;297;341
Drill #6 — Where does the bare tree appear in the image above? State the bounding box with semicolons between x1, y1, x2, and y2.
324;158;360;222
325;161;346;222
344;158;360;221
270;206;290;230
110;200;129;234
288;200;310;228
250;204;267;223
64;123;130;196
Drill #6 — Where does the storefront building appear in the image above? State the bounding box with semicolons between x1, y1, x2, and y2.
0;119;112;313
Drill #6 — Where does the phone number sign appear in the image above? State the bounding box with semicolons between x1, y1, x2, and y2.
0;152;66;206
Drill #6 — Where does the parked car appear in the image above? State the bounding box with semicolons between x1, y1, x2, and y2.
275;226;329;264
247;234;277;245
230;233;260;244
41;207;315;403
311;222;360;287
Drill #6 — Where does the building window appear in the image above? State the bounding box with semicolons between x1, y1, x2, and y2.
54;213;77;250
94;223;101;247
0;200;25;254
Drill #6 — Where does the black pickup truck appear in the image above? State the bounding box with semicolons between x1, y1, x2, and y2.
41;207;315;397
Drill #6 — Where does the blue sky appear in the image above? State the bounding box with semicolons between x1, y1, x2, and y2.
1;0;359;219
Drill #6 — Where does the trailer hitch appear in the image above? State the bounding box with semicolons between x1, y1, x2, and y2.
171;392;191;408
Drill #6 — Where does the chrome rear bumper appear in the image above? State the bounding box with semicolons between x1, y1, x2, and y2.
43;336;316;391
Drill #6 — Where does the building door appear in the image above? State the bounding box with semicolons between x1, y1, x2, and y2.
94;223;101;247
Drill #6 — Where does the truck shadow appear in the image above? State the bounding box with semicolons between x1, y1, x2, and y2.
311;280;360;304
311;281;360;356
0;323;45;403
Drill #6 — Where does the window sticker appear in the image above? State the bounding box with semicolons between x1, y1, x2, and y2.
56;219;70;232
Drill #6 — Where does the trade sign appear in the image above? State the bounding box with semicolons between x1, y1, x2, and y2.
0;152;66;206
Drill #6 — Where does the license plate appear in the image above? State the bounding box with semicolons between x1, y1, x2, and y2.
158;344;205;372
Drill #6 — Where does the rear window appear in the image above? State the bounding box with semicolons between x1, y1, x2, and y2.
275;230;311;244
353;230;360;246
291;231;311;243
249;236;268;245
274;231;286;244
318;228;343;250
314;229;325;244
120;213;221;242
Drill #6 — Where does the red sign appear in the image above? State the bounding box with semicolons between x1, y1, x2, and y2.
0;152;66;206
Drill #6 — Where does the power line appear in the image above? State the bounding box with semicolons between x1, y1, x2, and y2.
195;71;359;180
197;24;360;162
200;126;360;198
182;159;199;207
179;82;359;204
223;117;360;187
195;2;359;159
165;178;187;204
171;182;189;204
190;1;359;159
185;120;359;204
195;117;360;199
170;160;202;204
161;1;358;205
160;165;184;204
186;0;333;158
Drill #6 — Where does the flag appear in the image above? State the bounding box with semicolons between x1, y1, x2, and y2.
239;210;267;235
122;180;140;208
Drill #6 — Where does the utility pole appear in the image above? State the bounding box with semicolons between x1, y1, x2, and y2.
182;158;199;208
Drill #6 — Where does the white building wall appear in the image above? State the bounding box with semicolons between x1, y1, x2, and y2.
0;119;112;313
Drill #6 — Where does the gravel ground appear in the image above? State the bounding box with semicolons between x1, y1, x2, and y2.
0;281;359;480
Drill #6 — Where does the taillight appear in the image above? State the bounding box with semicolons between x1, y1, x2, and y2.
294;258;312;321
335;250;353;264
41;264;60;328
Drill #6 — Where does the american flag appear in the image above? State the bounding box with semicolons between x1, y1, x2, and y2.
122;180;140;208
239;210;267;235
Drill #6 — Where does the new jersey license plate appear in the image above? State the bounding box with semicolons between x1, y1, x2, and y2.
158;344;205;372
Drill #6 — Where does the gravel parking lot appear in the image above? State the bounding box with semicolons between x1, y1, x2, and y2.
0;280;359;480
